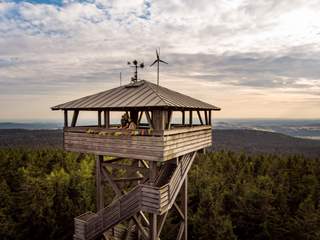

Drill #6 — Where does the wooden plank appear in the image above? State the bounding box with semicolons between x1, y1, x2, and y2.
66;147;162;161
64;134;164;147
64;138;164;152
65;143;163;158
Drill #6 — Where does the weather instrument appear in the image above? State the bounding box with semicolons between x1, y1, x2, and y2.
150;48;168;86
128;60;144;83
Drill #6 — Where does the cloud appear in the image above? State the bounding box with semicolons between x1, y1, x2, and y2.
0;0;320;119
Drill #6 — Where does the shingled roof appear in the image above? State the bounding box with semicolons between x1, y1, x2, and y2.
51;80;220;111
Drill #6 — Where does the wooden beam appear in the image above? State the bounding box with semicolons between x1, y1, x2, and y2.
173;202;185;221
157;210;169;238
145;111;154;129
138;211;150;226
133;216;149;239
71;110;79;127
196;111;203;125
102;162;148;173
176;223;185;240
104;110;110;128
101;166;122;197
209;110;212;125
189;111;192;126
112;176;144;182
140;160;150;169
96;155;104;211
64;110;68;127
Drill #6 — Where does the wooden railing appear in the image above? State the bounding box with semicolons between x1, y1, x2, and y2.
73;152;197;240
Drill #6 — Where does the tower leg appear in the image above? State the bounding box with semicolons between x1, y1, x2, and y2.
96;155;104;211
182;177;188;240
151;214;158;240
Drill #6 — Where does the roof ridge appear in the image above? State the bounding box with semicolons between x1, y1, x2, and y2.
144;80;170;106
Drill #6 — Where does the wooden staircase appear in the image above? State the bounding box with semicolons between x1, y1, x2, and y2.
73;151;197;240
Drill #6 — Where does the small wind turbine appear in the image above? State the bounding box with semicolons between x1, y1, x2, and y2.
150;48;168;86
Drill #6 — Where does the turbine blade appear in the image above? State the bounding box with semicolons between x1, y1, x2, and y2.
150;59;158;67
156;49;159;59
159;59;168;64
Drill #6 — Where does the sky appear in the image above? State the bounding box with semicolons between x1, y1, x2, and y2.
0;0;320;121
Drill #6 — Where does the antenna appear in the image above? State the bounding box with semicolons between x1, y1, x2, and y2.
120;72;122;86
128;60;144;83
150;48;168;86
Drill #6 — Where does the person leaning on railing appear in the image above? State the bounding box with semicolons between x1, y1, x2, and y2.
121;113;137;129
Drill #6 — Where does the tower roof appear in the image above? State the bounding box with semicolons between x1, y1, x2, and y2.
51;80;220;111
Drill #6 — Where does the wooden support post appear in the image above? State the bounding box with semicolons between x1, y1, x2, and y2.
149;161;157;185
96;155;104;211
104;110;110;128
204;111;208;125
197;111;203;125
182;176;188;240
167;110;172;130
64;110;68;127
189;111;192;127
182;111;185;125
145;111;154;129
209;110;212;125
98;110;102;127
138;111;143;125
71;110;79;127
130;110;139;125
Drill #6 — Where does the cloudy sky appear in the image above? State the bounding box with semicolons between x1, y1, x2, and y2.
0;0;319;120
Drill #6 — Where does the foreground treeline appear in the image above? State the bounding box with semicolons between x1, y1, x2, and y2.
0;149;319;240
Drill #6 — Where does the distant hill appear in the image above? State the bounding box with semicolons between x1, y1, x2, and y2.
0;122;62;129
0;129;63;149
0;129;319;158
213;129;320;158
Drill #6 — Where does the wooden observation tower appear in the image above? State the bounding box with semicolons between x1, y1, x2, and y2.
52;80;220;240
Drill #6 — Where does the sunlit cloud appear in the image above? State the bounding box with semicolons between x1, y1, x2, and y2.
0;0;319;120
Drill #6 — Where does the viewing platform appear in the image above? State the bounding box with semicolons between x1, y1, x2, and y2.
64;125;211;161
